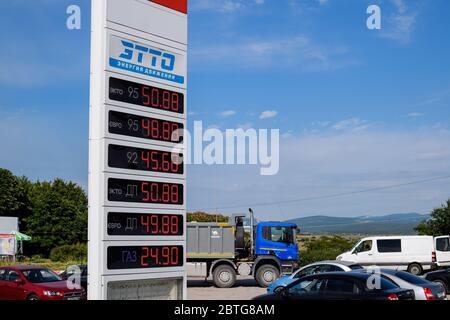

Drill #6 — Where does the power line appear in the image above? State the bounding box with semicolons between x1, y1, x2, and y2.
192;174;450;212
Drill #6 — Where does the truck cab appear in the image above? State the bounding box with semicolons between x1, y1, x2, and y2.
255;222;298;262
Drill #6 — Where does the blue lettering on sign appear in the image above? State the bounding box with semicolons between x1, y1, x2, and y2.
111;40;183;84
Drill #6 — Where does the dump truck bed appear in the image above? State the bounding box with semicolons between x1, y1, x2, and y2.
187;222;236;260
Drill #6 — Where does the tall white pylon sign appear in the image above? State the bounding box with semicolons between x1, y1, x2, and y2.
88;0;188;300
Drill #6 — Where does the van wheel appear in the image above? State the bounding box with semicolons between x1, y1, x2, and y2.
255;265;280;288
212;265;236;288
407;263;423;275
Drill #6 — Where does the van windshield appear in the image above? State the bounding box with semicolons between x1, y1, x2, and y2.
353;240;372;254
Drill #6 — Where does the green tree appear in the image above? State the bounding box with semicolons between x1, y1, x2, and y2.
300;236;357;266
25;179;88;256
0;169;30;220
415;199;450;236
187;212;229;223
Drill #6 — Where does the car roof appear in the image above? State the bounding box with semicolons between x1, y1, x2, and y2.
305;260;360;267
301;271;372;280
0;265;49;271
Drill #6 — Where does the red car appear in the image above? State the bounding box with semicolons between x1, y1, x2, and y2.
0;266;85;300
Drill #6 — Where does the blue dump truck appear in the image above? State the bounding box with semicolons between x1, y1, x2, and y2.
187;209;299;288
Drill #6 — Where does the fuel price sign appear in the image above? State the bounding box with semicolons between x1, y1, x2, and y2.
89;0;187;300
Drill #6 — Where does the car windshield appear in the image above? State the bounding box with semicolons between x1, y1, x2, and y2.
349;264;363;270
22;269;61;283
394;271;430;285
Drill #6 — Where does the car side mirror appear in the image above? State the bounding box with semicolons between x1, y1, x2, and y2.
14;278;25;285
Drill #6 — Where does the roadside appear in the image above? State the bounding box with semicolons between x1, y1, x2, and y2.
187;276;266;300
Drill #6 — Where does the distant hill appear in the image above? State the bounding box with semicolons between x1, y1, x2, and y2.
286;213;430;235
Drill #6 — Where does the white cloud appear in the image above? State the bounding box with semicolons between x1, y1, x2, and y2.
317;0;328;5
192;34;350;71
260;110;278;120
220;110;237;117
380;0;418;45
332;118;368;131
237;122;254;130
407;112;423;118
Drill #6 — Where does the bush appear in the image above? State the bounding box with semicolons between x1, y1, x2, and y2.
299;236;357;266
187;212;229;223
50;243;87;262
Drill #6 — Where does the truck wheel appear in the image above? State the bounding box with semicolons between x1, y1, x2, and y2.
213;265;236;288
407;263;423;275
255;265;280;288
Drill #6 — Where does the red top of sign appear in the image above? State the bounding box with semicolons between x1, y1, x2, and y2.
150;0;187;14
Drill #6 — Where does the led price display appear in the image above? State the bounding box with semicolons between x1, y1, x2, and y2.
107;212;183;236
107;245;184;270
109;77;184;115
108;144;184;175
108;178;183;205
109;111;183;143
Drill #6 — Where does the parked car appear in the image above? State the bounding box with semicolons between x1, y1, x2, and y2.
60;265;87;292
0;266;85;300
425;268;450;294
267;260;363;293
253;272;415;300
357;268;447;300
336;235;446;275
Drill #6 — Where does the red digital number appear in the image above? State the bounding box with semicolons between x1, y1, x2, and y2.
140;215;180;235
149;247;159;265
141;246;180;267
171;154;180;173
171;216;179;234
150;215;159;234
162;246;170;265
151;183;159;202
162;91;171;110
141;215;150;233
171;123;180;142
151;88;159;108
171;247;179;265
141;247;149;267
161;184;170;203
141;183;179;204
141;182;150;202
161;215;170;235
142;86;151;106
161;152;170;172
172;93;180;112
171;185;179;203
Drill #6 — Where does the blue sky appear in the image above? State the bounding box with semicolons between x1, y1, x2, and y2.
1;0;450;220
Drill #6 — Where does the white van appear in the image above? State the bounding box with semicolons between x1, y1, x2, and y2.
337;235;450;275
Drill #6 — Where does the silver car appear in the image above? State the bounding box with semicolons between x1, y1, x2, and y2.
267;260;363;293
359;268;447;300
